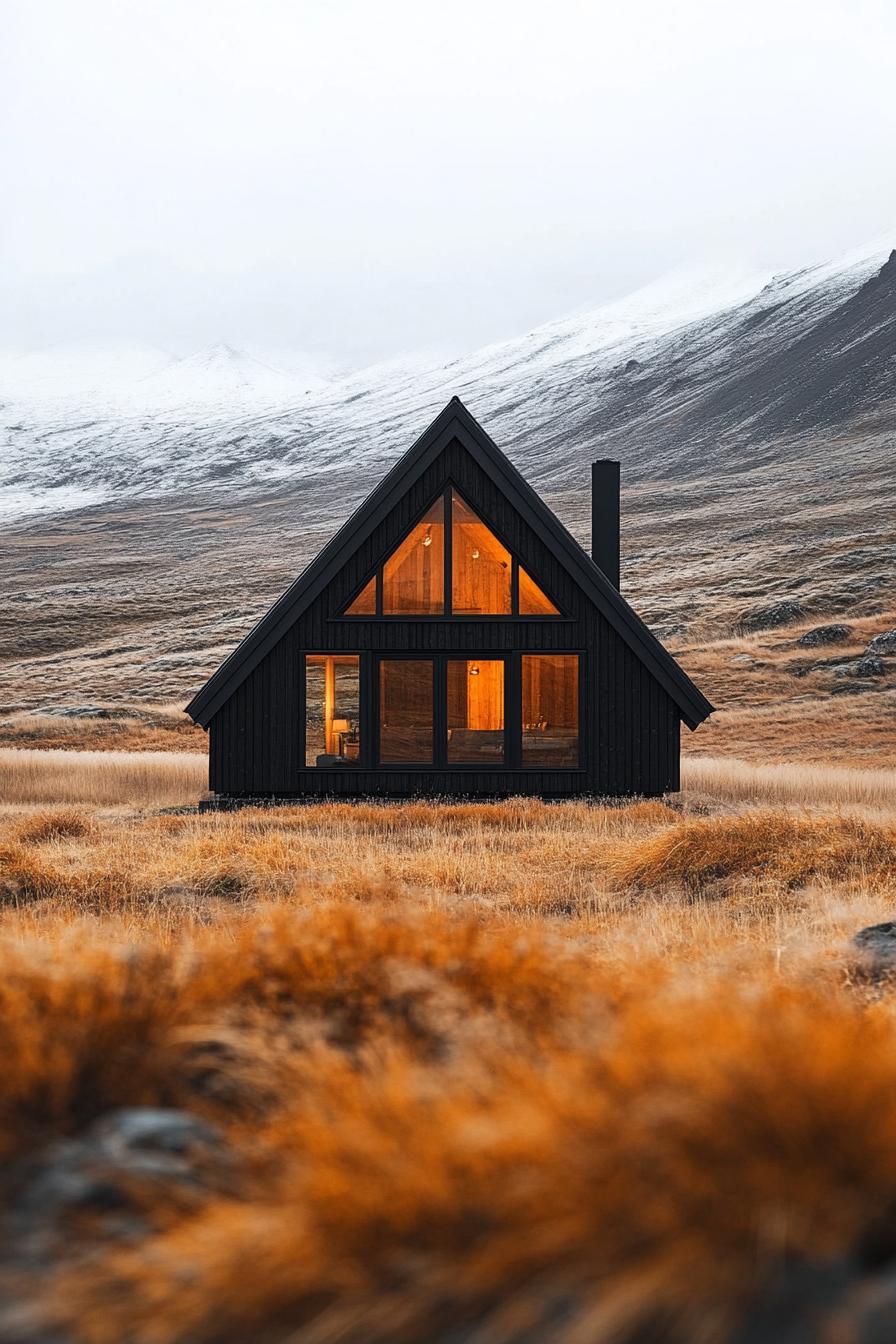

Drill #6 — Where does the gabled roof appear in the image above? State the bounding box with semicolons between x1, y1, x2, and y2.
186;398;714;729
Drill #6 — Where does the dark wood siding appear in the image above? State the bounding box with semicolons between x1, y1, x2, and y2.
207;436;682;799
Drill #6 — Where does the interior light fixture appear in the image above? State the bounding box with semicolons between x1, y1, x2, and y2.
469;665;480;676
471;548;480;559
422;531;433;547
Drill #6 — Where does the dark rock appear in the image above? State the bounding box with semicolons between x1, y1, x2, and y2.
623;358;641;374
6;1108;235;1268
730;1257;856;1344
740;600;807;633
793;654;858;677
29;705;112;719
853;923;896;972
731;1256;896;1344
867;630;896;655
796;624;851;648
834;656;885;679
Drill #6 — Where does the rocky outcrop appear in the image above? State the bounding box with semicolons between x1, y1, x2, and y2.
835;656;886;679
740;600;806;632
867;630;896;655
853;922;896;974
2;1109;235;1274
796;624;850;647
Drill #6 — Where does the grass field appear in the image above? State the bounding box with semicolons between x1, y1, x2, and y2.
0;548;894;1342
0;734;894;1342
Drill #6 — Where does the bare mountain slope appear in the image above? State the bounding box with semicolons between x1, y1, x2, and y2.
0;239;894;715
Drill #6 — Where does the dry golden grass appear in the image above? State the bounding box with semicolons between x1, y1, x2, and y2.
2;743;895;813
681;754;896;810
675;609;896;768
0;746;207;807
51;980;896;1344
0;704;206;752
0;739;894;1340
610;810;896;893
1;896;895;1344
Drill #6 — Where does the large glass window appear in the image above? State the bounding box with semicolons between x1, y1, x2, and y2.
379;660;433;763
447;659;505;764
451;490;511;615
341;489;562;618
382;498;444;614
521;655;579;767
305;655;361;767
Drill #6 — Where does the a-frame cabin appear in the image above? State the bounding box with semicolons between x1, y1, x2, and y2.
186;398;713;801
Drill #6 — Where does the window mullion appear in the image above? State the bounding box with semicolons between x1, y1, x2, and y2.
434;657;447;768
444;486;452;616
361;653;375;768
507;653;521;769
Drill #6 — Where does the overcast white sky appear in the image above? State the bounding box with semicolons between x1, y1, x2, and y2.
2;0;895;370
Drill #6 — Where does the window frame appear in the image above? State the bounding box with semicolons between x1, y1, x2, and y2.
337;484;566;621
303;652;364;769
378;656;437;766
300;651;585;773
446;656;507;767
520;653;582;770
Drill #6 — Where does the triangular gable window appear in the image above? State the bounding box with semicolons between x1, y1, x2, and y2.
518;566;560;615
344;576;376;616
341;487;562;617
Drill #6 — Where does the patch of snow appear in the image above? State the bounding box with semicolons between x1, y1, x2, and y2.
0;483;109;520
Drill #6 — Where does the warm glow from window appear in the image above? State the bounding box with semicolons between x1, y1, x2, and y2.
451;490;511;614
447;659;504;763
344;576;376;615
521;655;579;767
341;489;563;617
379;660;433;762
305;655;361;767
518;566;559;615
382;499;445;614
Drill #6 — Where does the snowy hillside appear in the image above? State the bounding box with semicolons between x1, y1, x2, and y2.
2;234;895;708
1;235;895;523
137;344;328;407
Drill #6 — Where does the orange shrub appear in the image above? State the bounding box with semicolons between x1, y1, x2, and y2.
13;808;95;844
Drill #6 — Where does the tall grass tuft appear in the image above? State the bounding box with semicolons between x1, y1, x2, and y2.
681;755;896;810
0;748;207;807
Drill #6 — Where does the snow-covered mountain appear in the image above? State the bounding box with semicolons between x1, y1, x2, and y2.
137;344;329;408
2;234;895;706
0;340;328;410
1;235;895;523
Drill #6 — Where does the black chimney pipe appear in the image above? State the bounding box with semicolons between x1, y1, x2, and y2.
591;460;620;589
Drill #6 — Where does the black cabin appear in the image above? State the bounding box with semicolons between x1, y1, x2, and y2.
186;398;713;801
